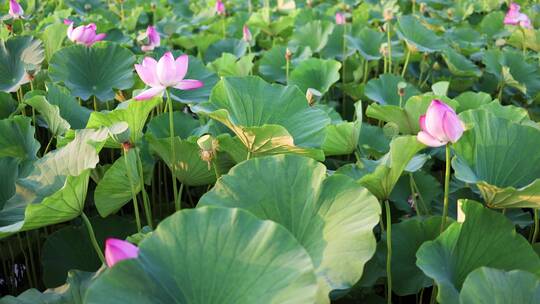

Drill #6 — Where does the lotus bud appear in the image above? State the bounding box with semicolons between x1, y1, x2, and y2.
383;8;394;21
242;25;252;43
285;48;293;61
215;0;226;16
417;99;464;147
84;3;92;11
397;82;407;97
8;0;24;20
379;43;389;57
197;134;218;170
306;0;312;8
150;2;157;11
495;38;506;47
105;238;139;267
432;62;440;71
447;9;454;19
335;12;346;25
306;88;322;106
419;3;427;14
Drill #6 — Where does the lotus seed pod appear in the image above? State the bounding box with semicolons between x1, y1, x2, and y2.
379;43;389;57
383;8;394;21
420;3;427;14
197;134;218;169
397;82;407;97
285;48;293;61
495;38;506;47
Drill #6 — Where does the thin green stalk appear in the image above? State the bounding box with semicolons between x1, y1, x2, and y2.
401;49;411;78
410;174;428;216
135;149;153;229
124;149;142;231
386;23;392;73
43;136;54;155
221;16;226;39
286;59;290;84
178;183;184;210
165;89;180;211
384;199;393;304
533;209;539;243
16;234;32;288
81;212;106;264
497;82;504;102
341;23;347;116
440;144;451;232
363;59;369;83
246;150;251;160
25;232;38;287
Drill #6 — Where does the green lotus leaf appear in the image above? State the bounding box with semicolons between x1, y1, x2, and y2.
478;11;505;39
442;48;482;78
346;28;385;61
364;74;420;106
0;128;110;238
454;91;493;112
0;92;17;118
483;49;540;100
452;109;540;208
0;36;44;92
320;24;355;60
289;58;341;95
322;101;362;156
146;111;202;140
459;268;540;304
0;157;17;209
45;83;91;130
170;55;219;104
86;98;160;147
41;23;68;61
24;95;71;137
207;53;255;77
199;155;381;301
191;76;330;160
289;20;334;53
94;149;142;217
204;38;248;63
49;42;135;101
0;116;40;163
396;16;446;53
445;27;486;55
41;216;135;288
366;94;456;135
258;45;312;83
416;200;540;304
85;207;319;304
508;28;540;52
65;0;104;14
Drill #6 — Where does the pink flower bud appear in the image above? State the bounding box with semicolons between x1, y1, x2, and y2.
9;0;24;19
215;0;225;15
66;22;107;47
242;25;252;43
141;25;161;52
417;100;464;147
335;12;346;25
504;3;533;29
104;238;139;267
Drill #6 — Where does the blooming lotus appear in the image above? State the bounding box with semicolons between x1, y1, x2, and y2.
8;0;23;19
417;100;464;147
335;12;345;25
216;0;225;15
504;3;532;29
65;20;106;47
141;25;160;52
134;52;204;100
105;238;139;267
243;25;252;43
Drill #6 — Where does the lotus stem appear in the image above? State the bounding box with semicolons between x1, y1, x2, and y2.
81;212;106;265
533;209;539;243
16;233;32;288
440;144;451;232
246;150;251;160
165;89;180;211
43;136;54;155
341;23;347;117
384;199;393;304
222;16;226;39
401;49;411;78
386;23;392;74
135;148;153;229
177;183;184;211
25;232;38;287
123;149;142;231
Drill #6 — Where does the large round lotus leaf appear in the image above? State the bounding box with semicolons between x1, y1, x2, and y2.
364;74;420;106
445;27;486;55
0;36;44;92
452;109;540;208
483;49;540;100
41;216;135;288
169;55;219;104
346;28;385;61
199;155;381;301
395;16;446;53
45;83;91;130
288;20;334;53
442;48;481;78
322;101;362;156
0;116;40;163
0;128;111;238
203;38;248;63
289;58;341;95
191;76;330;160
258;45;312;83
207;53;255;77
454;91;493;112
24;95;71;137
320;24;355;60
85;207;319;304
48;42;135;101
416;200;540;304
459;268;540;304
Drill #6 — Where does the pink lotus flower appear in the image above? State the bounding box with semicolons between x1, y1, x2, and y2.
504;3;532;29
105;238;139;267
216;0;225;15
141;25;161;52
335;12;346;25
8;0;23;19
134;52;204;100
65;20;106;47
242;25;251;43
417;100;464;147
